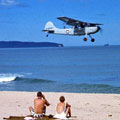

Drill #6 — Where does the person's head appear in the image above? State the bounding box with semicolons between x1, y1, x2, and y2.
59;96;65;103
37;91;43;98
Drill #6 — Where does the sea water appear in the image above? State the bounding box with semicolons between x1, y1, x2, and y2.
0;46;120;93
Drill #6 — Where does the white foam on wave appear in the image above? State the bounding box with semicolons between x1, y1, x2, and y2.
0;76;16;82
0;73;24;82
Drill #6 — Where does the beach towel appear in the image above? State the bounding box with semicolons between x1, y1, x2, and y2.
3;115;56;120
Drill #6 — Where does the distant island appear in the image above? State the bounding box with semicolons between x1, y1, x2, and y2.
104;44;109;46
0;41;64;48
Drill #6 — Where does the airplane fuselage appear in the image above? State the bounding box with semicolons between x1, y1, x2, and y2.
43;21;102;42
45;23;99;36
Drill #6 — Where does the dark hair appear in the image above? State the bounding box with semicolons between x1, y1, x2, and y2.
37;92;43;97
59;96;65;102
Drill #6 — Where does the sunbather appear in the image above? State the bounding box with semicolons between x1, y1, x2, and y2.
29;92;50;118
54;96;71;119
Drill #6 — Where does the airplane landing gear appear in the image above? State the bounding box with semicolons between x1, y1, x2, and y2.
91;38;95;42
46;34;48;37
89;35;95;42
83;37;87;41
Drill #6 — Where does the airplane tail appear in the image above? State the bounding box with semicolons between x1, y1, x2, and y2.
44;21;57;31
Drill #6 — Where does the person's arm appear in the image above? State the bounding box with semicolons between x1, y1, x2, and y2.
42;94;50;106
42;94;45;99
45;99;50;106
34;99;36;109
66;102;71;107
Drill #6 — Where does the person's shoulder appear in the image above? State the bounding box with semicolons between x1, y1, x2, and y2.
58;102;63;106
34;98;38;101
35;98;38;100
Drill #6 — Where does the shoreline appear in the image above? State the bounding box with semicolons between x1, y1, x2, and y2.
0;91;120;120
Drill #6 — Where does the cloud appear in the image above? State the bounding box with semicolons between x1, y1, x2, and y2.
0;0;17;6
0;0;29;8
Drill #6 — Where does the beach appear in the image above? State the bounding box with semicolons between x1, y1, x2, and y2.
0;91;120;120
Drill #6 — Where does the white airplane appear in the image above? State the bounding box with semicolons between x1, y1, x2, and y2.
43;16;103;42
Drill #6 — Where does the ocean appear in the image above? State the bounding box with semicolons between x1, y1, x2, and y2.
0;46;120;93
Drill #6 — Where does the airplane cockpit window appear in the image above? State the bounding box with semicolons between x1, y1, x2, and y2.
81;23;86;28
75;25;78;29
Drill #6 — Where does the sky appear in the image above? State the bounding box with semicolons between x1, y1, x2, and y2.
0;0;120;46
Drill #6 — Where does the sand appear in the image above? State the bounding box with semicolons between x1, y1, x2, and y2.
0;91;120;120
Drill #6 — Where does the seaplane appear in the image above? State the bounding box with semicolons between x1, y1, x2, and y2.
43;16;103;42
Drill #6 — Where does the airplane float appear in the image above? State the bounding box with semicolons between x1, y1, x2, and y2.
43;16;103;42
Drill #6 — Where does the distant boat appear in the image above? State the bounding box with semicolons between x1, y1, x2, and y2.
104;44;109;46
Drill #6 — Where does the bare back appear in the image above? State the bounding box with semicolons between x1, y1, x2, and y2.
56;102;65;114
34;98;45;114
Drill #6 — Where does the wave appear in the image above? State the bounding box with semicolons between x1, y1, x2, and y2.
0;73;23;82
0;72;54;83
60;83;120;94
0;74;54;83
15;77;54;83
0;76;16;82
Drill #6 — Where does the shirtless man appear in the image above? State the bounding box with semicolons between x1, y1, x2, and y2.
54;96;71;119
29;92;50;117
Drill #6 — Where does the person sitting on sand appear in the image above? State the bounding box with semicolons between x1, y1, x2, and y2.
29;91;50;118
54;96;71;119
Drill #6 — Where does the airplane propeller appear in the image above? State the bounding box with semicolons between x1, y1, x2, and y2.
98;26;103;34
